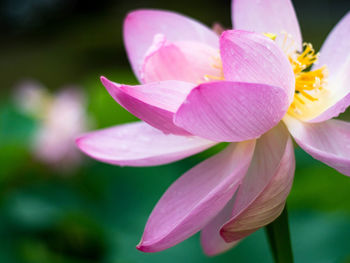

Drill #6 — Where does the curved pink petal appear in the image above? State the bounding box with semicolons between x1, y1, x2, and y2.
141;39;221;84
101;76;193;135
137;141;256;252
309;93;350;123
316;12;350;78
76;122;216;167
309;12;350;122
174;81;289;142
124;9;219;82
232;0;302;51
220;123;295;242
220;30;295;103
284;116;350;176
200;197;239;256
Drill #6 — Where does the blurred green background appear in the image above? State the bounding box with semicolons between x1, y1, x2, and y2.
1;0;350;262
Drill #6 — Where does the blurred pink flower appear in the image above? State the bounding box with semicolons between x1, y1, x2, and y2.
76;0;350;256
15;81;89;171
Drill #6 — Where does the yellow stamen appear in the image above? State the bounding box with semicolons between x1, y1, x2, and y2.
294;94;305;105
204;74;224;81
200;52;224;83
263;33;277;40
287;43;328;118
280;31;297;55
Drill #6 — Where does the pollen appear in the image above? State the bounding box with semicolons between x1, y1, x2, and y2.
287;43;328;119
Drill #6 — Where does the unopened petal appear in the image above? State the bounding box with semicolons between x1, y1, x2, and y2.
137;141;255;252
220;123;295;242
174;81;288;142
232;0;302;51
76;122;216;167
101;76;193;135
220;30;295;103
284;116;350;176
123;9;218;82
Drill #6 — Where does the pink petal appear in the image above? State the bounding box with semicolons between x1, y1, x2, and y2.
220;30;295;103
232;0;302;51
76;122;216;167
309;12;350;122
141;39;221;84
174;81;289;142
137;141;256;252
200;197;239;256
101;76;194;135
284;116;350;176
309;93;350;123
220;123;295;242
316;12;350;79
123;9;219;82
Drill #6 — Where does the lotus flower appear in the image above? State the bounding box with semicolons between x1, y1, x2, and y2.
15;81;89;171
76;0;350;256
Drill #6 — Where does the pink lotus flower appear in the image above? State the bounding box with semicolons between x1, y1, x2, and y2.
15;81;89;171
76;0;350;256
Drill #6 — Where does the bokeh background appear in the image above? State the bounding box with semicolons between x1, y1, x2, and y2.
1;0;350;262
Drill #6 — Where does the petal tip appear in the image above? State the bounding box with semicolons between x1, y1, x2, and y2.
100;76;122;94
124;9;144;23
74;135;90;157
135;240;158;253
100;76;114;87
100;75;107;83
136;241;147;252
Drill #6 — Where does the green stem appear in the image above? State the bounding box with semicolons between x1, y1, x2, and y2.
265;205;294;263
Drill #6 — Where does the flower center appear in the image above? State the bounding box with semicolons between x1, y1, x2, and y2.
287;43;328;119
202;33;329;121
265;32;329;120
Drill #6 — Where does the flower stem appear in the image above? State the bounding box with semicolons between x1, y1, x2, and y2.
265;205;294;263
